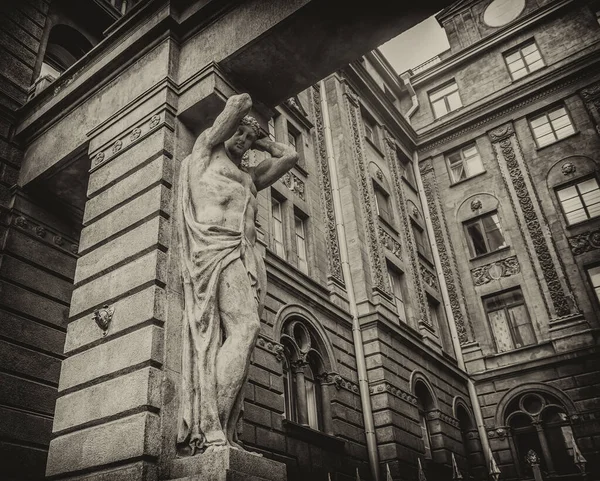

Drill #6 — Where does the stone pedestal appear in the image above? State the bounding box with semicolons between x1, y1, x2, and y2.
168;447;287;481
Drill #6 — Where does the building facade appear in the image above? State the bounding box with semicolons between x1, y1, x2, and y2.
0;0;598;480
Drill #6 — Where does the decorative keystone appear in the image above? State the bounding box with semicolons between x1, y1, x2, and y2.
92;304;114;335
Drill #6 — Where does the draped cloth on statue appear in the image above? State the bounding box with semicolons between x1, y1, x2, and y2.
176;154;263;454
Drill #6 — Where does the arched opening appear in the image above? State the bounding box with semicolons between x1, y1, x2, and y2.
456;404;476;477
415;380;436;460
41;24;94;78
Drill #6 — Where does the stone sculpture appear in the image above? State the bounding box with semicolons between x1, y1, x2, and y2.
176;93;298;455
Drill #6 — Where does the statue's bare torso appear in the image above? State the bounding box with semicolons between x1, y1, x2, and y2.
189;144;257;245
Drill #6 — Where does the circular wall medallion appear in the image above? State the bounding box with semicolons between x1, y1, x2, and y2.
483;0;525;27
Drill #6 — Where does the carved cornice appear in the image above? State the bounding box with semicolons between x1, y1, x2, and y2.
382;132;430;326
471;256;520;286
568;228;600;256
10;213;79;255
310;85;344;284
421;168;471;343
426;409;460;428
488;126;574;317
256;337;284;361
344;86;390;294
369;381;418;405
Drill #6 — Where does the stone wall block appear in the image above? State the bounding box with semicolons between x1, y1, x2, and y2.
65;285;166;354
69;250;167;317
58;325;163;392
53;367;161;433
46;411;160;477
74;216;169;284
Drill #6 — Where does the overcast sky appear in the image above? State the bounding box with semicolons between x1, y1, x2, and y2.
378;15;450;74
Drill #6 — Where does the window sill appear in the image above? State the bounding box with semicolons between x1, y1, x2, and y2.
282;420;346;453
432;106;464;122
564;215;600;231
449;170;487;187
535;131;580;151
508;64;548;84
469;245;511;263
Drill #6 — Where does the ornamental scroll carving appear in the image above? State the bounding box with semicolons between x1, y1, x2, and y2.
489;124;572;317
420;264;439;291
369;381;418;405
378;226;401;257
581;82;600;136
344;85;390;295
471;256;520;286
310;85;344;284
420;159;471;343
568;228;600;256
382;135;430;327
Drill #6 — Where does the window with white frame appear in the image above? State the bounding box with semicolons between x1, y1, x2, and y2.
587;265;600;304
529;106;575;147
464;212;507;257
484;288;536;353
294;214;308;274
446;143;485;183
387;264;407;322
504;40;545;81
271;196;285;258
429;80;462;119
556;177;600;225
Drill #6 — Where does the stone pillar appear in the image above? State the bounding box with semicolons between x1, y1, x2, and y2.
534;422;555;474
292;360;309;425
317;372;334;435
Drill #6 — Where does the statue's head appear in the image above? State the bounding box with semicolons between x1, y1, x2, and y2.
224;115;260;161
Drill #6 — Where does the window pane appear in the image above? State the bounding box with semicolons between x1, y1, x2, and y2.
578;178;599;194
272;199;285;257
505;51;522;64
521;42;537;56
536;132;556;147
305;366;320;430
466;222;488;256
482;214;506;251
549;107;567;121
557;185;578;201
565;209;588;225
488;309;515;352
465;153;484;176
508;305;535;348
451;163;466;182
447;91;462;110
432;99;448;118
588;266;600;288
524;50;542;65
530;115;549;129
509;58;526;73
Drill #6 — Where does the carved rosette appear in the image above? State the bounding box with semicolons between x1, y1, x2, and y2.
383;134;430;327
471;256;520;286
420;159;471;343
489;124;573;317
568;228;600;255
12;214;79;255
310;85;344;284
344;85;389;295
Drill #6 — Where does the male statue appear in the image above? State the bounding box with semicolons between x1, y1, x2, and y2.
177;93;298;455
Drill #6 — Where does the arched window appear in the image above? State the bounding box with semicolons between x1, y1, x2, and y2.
279;318;333;433
414;380;436;460
42;25;94;77
505;392;578;477
456;403;477;477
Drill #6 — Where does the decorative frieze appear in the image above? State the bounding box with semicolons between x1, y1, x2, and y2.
581;82;600;136
344;85;390;295
369;381;418;405
256;337;284;360
426;409;460;428
471;256;520;286
420;263;439;291
280;171;305;200
568;228;600;256
420;159;471;343
489;123;573;317
378;226;401;257
11;213;78;256
90;112;163;170
310;85;344;284
383;135;431;327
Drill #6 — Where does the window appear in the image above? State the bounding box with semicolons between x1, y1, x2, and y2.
428;299;439;329
504;40;544;81
446;143;485;183
587;266;600;303
414;381;435;460
398;149;416;186
387;265;407;322
373;182;393;224
287;122;304;168
412;221;430;257
484;288;536;353
363;115;380;150
556;177;600;225
294;214;308;274
271;196;285;258
268;118;276;141
505;392;578;476
530;106;575;147
429;80;462;118
305;364;321;430
287;123;298;149
464;212;506;257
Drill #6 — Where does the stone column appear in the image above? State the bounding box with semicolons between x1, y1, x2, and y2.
292;360;309;425
316;372;335;435
533;422;555;474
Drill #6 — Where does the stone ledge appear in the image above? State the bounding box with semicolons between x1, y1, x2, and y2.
168;446;286;481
